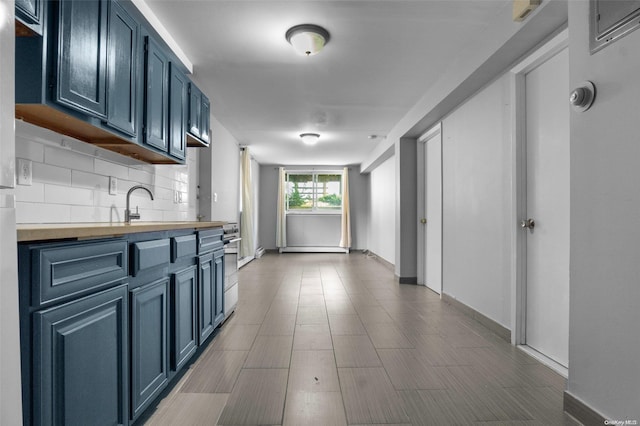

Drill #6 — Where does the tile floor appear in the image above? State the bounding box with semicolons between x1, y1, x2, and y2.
145;252;579;425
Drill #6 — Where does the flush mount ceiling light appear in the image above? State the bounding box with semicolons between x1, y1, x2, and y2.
286;24;330;56
300;133;320;145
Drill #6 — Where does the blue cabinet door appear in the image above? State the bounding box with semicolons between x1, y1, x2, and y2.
130;278;169;420
213;249;225;327
107;1;138;137
168;64;187;160
198;252;214;343
56;0;108;118
201;94;211;144
16;0;43;35
172;266;197;370
33;284;128;426
144;36;169;152
188;83;202;138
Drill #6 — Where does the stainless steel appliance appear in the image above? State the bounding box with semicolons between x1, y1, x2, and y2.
222;223;240;318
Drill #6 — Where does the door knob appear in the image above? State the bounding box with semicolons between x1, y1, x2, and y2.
520;218;535;229
420;218;427;224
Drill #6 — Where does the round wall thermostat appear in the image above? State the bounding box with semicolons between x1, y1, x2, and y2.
569;81;596;112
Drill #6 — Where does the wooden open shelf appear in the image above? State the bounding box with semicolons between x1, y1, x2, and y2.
16;104;181;165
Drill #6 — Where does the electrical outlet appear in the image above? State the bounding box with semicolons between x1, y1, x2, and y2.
17;159;32;186
109;176;117;195
174;191;179;204
178;192;183;203
213;192;218;203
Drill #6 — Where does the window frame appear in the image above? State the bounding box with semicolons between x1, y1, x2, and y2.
285;170;343;214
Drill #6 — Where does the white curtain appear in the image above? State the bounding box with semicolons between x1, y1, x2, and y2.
240;148;255;258
339;167;351;249
276;167;287;248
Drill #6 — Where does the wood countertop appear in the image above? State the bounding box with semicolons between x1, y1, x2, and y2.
16;221;226;242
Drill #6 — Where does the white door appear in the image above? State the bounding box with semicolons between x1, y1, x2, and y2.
524;47;570;367
423;128;442;294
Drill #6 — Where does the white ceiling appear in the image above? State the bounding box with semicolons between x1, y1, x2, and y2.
145;0;513;165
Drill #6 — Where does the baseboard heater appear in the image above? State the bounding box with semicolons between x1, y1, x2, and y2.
279;246;349;253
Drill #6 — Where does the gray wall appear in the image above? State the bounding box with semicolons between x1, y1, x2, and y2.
258;165;369;250
568;0;640;419
258;165;278;250
395;137;418;281
441;74;512;328
199;116;240;223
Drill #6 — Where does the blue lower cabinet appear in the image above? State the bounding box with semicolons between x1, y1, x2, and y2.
198;249;225;344
213;249;225;327
130;277;169;421
198;252;215;343
33;284;129;426
171;266;198;370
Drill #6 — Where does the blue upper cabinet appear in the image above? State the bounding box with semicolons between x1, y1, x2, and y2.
144;36;169;153
188;83;202;137
201;95;211;145
187;82;211;147
56;0;109;119
106;1;139;138
169;64;188;160
15;0;189;165
15;0;43;36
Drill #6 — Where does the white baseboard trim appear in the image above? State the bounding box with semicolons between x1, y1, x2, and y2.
279;246;349;253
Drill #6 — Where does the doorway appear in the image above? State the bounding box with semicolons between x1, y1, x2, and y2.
511;30;569;372
417;124;442;294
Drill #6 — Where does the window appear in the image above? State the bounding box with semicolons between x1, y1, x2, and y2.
286;172;342;212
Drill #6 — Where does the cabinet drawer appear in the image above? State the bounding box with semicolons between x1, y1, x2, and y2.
131;239;170;276
197;228;223;254
171;234;197;263
31;240;128;308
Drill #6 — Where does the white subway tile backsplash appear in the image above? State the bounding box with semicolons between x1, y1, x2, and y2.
95;158;129;180
70;205;115;223
17;201;71;223
71;170;109;191
15;127;199;224
15;137;45;162
44;146;94;173
153;174;174;190
32;162;72;186
15;182;45;203
128;168;153;185
163;210;189;222
44;184;94;206
93;190;124;209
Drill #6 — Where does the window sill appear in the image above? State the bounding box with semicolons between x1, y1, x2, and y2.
286;211;341;216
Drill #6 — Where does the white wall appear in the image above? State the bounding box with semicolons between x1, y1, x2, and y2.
199;115;240;223
14;121;199;224
0;3;23;423
567;0;640;419
369;155;396;264
441;74;512;327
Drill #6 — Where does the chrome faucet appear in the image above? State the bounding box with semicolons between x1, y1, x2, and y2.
125;185;154;223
